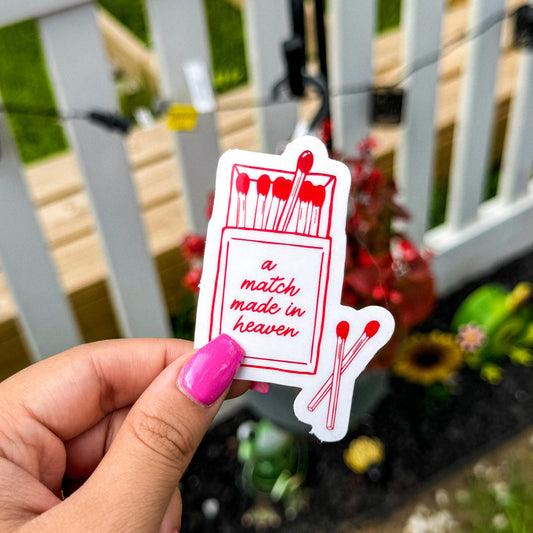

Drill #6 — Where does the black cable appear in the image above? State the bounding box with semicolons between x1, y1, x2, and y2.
390;8;507;88
0;102;132;134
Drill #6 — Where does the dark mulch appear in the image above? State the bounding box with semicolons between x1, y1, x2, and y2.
180;248;533;532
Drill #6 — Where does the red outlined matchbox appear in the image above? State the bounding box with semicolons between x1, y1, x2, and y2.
209;229;331;374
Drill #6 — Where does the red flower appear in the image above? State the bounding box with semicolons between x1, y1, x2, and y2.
339;136;436;367
184;267;202;294
181;234;205;261
319;117;332;146
206;191;215;220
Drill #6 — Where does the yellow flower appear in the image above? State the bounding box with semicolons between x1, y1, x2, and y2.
480;364;502;384
393;331;463;386
509;347;533;366
343;436;385;474
505;282;532;311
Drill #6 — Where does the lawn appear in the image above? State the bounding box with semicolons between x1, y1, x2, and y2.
0;20;68;163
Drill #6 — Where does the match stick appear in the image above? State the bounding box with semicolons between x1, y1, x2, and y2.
296;181;313;234
276;150;314;232
310;184;326;236
326;321;350;430
269;176;292;230
254;173;271;230
236;172;250;227
308;321;380;413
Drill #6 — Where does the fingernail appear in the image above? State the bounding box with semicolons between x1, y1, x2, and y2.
178;334;244;406
250;381;270;394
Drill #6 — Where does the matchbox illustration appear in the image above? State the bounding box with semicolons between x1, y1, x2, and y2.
195;136;394;441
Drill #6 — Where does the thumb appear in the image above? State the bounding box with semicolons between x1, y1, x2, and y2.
65;334;243;532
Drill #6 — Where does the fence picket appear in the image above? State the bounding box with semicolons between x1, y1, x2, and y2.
395;0;444;245
145;0;219;234
0;107;82;360
498;6;533;204
39;3;170;338
244;0;299;153
328;0;374;155
446;0;506;230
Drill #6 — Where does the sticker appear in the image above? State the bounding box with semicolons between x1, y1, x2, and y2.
166;104;198;131
195;136;395;441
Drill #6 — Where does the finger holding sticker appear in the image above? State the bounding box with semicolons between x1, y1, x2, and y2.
195;136;394;442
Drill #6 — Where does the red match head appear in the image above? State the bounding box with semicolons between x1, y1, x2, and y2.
273;176;292;200
298;180;314;202
257;174;271;196
311;184;326;207
336;320;350;340
297;150;314;174
236;172;250;194
364;321;380;338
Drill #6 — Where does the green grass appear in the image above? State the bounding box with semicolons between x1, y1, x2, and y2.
430;165;501;229
456;461;533;533
98;0;150;45
377;0;401;33
0;20;68;163
204;0;248;93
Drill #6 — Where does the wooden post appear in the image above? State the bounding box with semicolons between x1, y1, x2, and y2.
244;0;299;153
498;2;533;204
145;0;219;234
328;0;374;155
396;0;444;245
39;3;170;338
0;105;82;360
446;0;506;230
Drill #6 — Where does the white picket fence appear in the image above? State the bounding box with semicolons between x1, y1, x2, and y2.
0;0;533;364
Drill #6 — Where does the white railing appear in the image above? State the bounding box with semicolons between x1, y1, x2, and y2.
0;0;532;365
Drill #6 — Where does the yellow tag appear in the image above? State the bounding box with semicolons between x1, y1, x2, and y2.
166;104;198;131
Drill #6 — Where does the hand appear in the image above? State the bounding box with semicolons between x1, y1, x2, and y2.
0;335;247;532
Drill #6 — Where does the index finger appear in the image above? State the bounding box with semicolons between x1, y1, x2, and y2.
0;338;193;441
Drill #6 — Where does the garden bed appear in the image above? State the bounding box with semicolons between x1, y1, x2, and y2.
179;247;533;532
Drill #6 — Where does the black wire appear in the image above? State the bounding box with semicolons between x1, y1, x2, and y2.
0;7;514;122
0;102;131;133
390;8;508;88
0;102;80;120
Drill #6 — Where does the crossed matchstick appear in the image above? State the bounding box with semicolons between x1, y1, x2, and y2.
307;320;381;430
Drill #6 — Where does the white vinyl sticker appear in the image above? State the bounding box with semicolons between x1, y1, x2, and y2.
195;136;394;441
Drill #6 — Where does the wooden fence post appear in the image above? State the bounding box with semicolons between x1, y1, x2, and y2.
446;0;506;230
0;106;82;360
498;1;533;204
396;0;444;245
327;0;374;156
244;0;299;153
145;0;220;234
39;3;171;338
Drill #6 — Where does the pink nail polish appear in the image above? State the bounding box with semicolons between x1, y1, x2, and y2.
250;381;270;394
178;334;244;406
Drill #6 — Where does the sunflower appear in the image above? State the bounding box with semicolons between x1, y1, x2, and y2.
393;331;463;386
